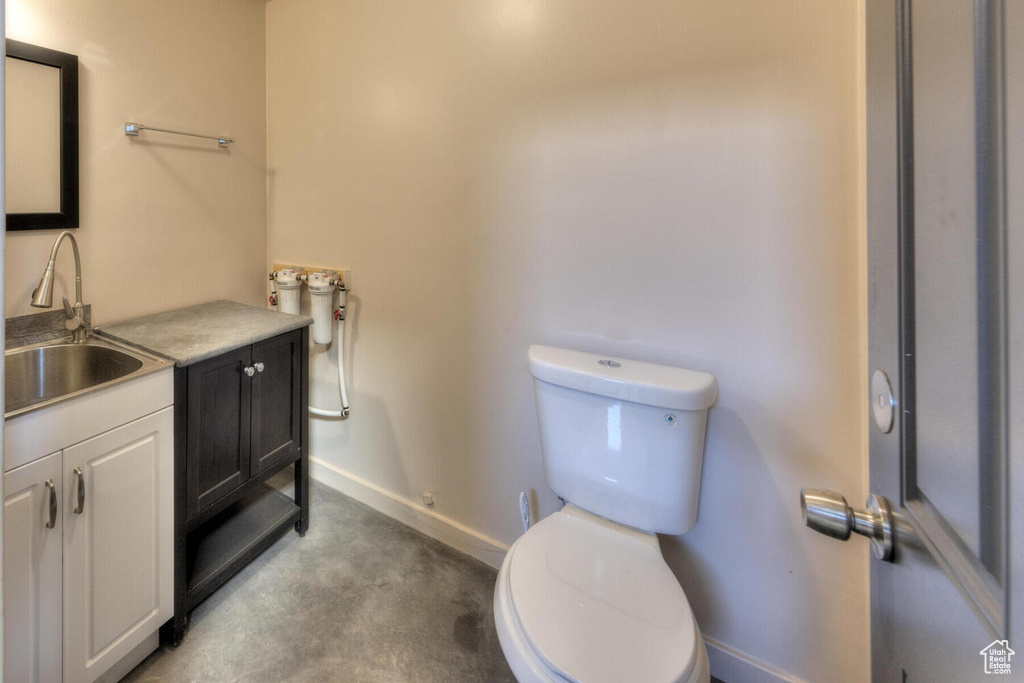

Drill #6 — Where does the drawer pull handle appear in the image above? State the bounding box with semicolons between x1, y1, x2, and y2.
73;467;85;515
254;362;265;373
45;479;57;529
244;365;256;377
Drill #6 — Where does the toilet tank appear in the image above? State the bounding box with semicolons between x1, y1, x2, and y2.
529;345;717;535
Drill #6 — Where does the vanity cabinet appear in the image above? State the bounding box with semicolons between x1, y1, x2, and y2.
169;326;309;645
3;407;173;683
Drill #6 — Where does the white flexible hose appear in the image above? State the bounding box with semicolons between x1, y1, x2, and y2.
309;292;350;418
337;317;350;412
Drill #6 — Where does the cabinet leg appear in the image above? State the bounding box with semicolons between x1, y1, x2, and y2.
294;455;310;536
163;613;189;647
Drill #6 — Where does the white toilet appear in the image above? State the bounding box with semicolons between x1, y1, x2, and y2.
494;345;718;683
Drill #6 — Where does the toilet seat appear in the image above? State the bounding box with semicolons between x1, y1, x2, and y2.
495;506;706;683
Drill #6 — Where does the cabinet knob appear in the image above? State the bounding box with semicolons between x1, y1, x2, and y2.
254;362;265;373
244;366;256;377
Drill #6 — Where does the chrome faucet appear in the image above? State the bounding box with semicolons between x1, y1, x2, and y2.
31;230;88;343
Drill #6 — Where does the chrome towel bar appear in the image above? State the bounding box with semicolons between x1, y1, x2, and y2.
124;122;234;146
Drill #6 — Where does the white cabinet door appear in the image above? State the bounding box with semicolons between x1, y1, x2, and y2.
4;451;63;683
62;408;173;683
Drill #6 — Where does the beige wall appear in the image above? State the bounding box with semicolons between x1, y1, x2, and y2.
5;0;267;325
267;1;868;680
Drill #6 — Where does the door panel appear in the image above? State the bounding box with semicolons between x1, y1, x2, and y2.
3;452;63;683
897;0;1007;626
910;0;986;560
868;0;1010;679
251;330;302;475
63;408;173;683
186;346;252;517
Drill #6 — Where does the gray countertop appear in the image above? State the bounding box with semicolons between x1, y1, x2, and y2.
97;300;312;367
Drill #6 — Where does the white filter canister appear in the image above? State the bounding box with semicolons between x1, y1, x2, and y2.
308;272;334;344
276;268;302;315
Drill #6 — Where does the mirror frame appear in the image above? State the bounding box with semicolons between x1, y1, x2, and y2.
5;39;79;231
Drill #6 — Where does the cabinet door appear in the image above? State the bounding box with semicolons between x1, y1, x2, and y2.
63;408;173;683
251;330;302;475
3;451;62;683
186;346;252;517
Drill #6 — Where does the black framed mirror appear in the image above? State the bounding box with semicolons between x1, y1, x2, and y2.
5;39;79;231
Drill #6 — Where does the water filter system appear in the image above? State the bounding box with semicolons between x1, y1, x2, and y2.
307;272;335;344
275;268;302;315
270;266;350;418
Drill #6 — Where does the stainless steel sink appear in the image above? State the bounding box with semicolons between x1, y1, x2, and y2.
5;337;170;418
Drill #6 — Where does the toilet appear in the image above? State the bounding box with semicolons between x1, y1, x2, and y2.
494;345;718;683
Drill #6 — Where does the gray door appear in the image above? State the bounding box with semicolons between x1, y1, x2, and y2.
867;0;1010;678
806;1;1015;680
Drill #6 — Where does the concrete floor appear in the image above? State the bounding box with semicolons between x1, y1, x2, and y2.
124;475;515;682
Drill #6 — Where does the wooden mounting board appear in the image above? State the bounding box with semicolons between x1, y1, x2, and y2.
272;263;350;288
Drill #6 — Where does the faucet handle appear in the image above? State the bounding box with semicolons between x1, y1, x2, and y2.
62;296;83;333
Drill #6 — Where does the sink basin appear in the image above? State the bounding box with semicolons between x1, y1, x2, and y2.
5;338;169;418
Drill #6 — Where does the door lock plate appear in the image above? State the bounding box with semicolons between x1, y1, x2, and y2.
871;369;895;433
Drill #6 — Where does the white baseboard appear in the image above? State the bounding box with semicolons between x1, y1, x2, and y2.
309;457;509;569
705;637;806;683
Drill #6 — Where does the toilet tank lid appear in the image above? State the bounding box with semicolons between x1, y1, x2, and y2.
528;345;717;411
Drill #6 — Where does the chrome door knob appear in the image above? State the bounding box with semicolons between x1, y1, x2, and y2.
254;362;265;373
800;488;894;561
244;366;256;377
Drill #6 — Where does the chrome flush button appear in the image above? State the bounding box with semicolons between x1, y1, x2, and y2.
598;360;621;368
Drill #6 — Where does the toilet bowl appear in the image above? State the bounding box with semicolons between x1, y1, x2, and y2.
493;506;710;683
494;346;717;682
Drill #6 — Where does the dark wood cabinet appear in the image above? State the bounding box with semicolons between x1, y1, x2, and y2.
184;330;304;518
167;327;309;646
186;346;252;518
250;330;302;476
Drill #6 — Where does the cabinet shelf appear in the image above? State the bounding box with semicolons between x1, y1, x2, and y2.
185;483;300;608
